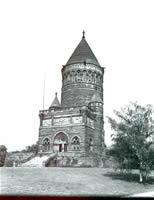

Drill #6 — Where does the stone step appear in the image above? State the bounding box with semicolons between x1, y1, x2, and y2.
20;154;56;167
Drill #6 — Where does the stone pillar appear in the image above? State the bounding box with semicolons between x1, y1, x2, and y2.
62;143;64;152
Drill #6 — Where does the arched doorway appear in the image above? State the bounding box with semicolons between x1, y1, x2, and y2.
53;132;68;152
42;138;50;151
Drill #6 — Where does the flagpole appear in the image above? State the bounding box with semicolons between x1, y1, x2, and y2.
43;73;46;110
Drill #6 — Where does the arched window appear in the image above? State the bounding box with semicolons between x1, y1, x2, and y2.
75;72;78;82
70;72;72;82
94;72;97;83
80;71;83;82
86;73;89;82
83;70;86;82
89;138;93;151
71;136;80;151
77;70;81;82
72;136;80;144
67;72;70;81
72;71;75;82
97;73;100;83
91;72;94;83
42;138;50;151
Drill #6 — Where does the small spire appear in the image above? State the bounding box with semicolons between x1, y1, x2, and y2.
49;92;61;109
82;30;85;39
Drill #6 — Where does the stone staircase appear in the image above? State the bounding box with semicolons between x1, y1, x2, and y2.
19;152;85;167
20;153;57;167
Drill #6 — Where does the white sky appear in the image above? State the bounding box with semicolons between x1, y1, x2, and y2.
0;0;154;152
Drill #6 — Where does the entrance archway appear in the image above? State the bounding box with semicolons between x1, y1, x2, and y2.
53;132;68;152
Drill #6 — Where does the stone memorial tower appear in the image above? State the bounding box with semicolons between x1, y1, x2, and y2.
38;32;105;167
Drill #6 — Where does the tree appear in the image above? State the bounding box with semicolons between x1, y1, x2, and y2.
22;143;39;154
107;102;154;183
0;145;7;167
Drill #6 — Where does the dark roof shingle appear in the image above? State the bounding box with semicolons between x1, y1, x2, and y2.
66;35;100;67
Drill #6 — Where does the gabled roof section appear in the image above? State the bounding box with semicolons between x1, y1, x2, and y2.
66;31;101;67
49;92;61;109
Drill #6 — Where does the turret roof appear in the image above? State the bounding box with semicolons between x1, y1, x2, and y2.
66;31;100;67
49;92;61;108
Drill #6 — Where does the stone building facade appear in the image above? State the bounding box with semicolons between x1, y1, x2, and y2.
38;32;105;167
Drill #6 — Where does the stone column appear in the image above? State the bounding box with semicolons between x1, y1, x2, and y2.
62;143;65;152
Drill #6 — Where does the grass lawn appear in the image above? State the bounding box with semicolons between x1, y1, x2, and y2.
0;167;154;197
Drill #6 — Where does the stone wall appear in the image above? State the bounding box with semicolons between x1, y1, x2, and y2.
39;124;86;154
4;152;34;167
41;115;83;127
61;63;104;107
38;101;104;167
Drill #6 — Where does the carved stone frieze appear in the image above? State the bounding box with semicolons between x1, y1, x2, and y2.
62;66;103;87
62;83;103;92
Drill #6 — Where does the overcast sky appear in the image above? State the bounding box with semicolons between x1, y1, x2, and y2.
0;0;154;151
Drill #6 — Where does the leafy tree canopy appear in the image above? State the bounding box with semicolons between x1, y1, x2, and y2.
107;102;154;171
0;145;7;167
0;145;7;152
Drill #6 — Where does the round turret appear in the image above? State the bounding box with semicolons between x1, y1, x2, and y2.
61;32;104;108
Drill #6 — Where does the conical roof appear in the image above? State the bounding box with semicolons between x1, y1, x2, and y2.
66;31;100;66
90;92;103;103
49;92;61;109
